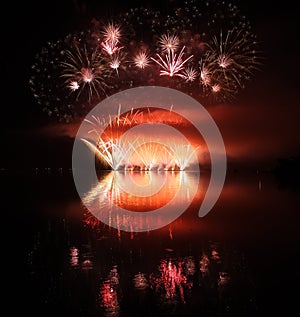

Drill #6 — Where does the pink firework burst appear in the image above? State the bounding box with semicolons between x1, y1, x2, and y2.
133;51;151;69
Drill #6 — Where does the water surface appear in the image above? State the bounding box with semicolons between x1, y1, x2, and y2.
4;169;299;316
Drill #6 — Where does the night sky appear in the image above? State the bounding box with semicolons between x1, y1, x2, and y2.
2;0;300;170
2;2;300;316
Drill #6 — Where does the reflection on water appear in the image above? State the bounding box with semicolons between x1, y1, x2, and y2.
133;273;149;291
27;233;257;316
149;258;192;304
10;169;299;316
69;246;79;268
82;170;202;232
99;266;121;317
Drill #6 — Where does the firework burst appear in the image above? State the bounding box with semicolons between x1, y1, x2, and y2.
60;40;109;102
158;33;180;53
206;28;263;90
133;50;151;69
151;46;194;78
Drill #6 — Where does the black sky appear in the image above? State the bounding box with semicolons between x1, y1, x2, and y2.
2;0;300;169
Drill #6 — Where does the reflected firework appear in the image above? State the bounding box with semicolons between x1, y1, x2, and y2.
133;273;149;290
69;246;79;268
29;0;263;121
82;170;200;232
99;266;121;317
149;258;193;304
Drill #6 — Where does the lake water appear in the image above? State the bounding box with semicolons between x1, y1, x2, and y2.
3;168;299;316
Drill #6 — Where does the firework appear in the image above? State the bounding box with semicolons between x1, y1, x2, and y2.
151;46;193;78
60;40;109;102
133;50;151;69
197;28;262;102
83;135;199;171
158;33;180;52
102;23;121;44
81;108;199;171
181;67;198;82
29;0;263;121
29;38;76;122
29;32;112;122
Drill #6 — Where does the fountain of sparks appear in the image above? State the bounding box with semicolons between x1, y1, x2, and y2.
81;107;200;171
